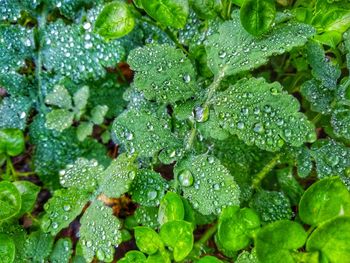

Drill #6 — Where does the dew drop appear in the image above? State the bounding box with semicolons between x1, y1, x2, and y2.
178;170;194;187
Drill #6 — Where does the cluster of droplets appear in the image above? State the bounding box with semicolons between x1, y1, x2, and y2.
331;107;350;140
130;170;168;207
0;0;38;22
312;140;350;181
206;11;314;75
79;201;121;262
135;206;159;229
177;154;240;215
0;96;31;130
128;44;197;103
42;20;125;82
250;191;292;223
113;108;178;158
214;78;316;151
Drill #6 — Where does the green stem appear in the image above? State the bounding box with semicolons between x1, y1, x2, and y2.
17;171;37;177
204;68;226;108
185;124;197;151
6;156;17;180
195;223;218;248
226;1;233;19
311;113;322;125
306;225;316;236
252;153;281;189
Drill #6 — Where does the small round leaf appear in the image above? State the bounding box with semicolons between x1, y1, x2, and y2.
0;181;21;221
134;227;163;255
0;234;15;263
0;128;25;156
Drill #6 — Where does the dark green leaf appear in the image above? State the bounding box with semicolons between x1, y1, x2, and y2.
24;231;54;263
50;238;73;263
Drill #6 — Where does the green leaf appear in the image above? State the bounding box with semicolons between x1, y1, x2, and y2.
206;11;315;76
146;250;171;263
255;220;307;263
276;167;304;205
45;109;75;132
0;234;15;263
46;0;95;19
158;192;185;225
189;0;222;19
13;181;40;216
73;86;89;118
128;44;198;104
249;190;292;223
198;256;223;263
0;181;21;222
235;250;259;263
24;230;54;263
79;200;122;263
95;1;135;40
59;158;105;192
240;0;276;36
0;96;32;130
311;139;350;181
90;105;108;125
306;216;350;262
331;106;350;140
174;154;240;215
42;19;125;82
299;177;350;226
214;77;316;151
130;169;168;207
305;41;341;89
141;0;189;29
76;122;94;141
216;206;260;252
159;220;193;261
119;250;147;263
0;0;39;22
41;188;90;235
98;153;137;198
134;226;163;255
50;238;73;263
45;85;72;109
0;128;25;156
135;206;160;229
112;108;180;158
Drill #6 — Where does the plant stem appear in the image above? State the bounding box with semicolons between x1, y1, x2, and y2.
195;223;218;248
204;68;226;108
6;156;17;180
185;124;197;151
252;153;281;189
226;1;232;19
311;113;322;125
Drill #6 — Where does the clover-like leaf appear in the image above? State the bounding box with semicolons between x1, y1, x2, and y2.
0;128;25;156
42;19;125;82
174;154;240;215
112;108;180;158
41;188;90;235
98;153;137;198
216;206;260;253
50;238;73;263
134;226;163;255
306;216;350;262
214;77;316;151
159;220;194;261
95;1;135;40
130;169;168;207
0;181;21;222
255;220;307;263
79;200;122;263
13;181;40;217
331;106;350;140
299;177;350;226
158;192;185;225
240;0;276;36
249;190;292;223
0;234;15;263
59;158;105;192
206;11;314;76
311;139;350;181
141;0;189;29
128;44;198;104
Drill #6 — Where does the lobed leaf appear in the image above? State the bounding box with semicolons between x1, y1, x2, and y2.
174;154;240;215
206;11;315;76
214;77;316;151
50;238;73;263
128;44;198;104
0;96;32;130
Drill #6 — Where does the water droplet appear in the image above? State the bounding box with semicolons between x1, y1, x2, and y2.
179;170;194;187
194;105;209;123
237;122;245;129
183;74;191;83
147;190;157;200
208;156;215;164
253;123;264;133
125;132;133;140
83;22;91;30
63;205;71;211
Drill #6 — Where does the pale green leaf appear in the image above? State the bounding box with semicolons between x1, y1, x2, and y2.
90;105;108;125
79;200;122;263
45;85;72;109
128;44;198;104
206;11;315;76
213;77;316;151
73;86;89;115
0;96;32;130
174;154;240;215
45;109;74;132
112;108;180;158
41;188;90;235
76;122;94;141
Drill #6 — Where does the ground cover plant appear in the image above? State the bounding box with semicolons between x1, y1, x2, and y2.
1;0;350;262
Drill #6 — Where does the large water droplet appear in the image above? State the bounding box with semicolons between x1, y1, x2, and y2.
179;170;194;187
